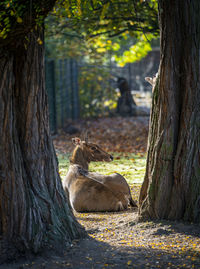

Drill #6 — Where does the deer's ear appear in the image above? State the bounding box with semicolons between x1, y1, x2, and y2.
72;137;82;146
145;77;154;86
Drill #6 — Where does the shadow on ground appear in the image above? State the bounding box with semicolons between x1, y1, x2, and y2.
2;211;200;269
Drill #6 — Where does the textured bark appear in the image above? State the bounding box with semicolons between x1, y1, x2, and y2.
0;28;84;260
139;0;200;222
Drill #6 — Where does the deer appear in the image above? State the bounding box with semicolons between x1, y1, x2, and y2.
145;73;158;91
63;137;137;212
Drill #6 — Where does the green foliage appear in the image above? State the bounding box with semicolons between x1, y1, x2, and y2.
78;66;117;118
57;152;146;184
45;0;159;66
0;1;55;41
56;0;159;37
0;1;25;39
114;34;153;66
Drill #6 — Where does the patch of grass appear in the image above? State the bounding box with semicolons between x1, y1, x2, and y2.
57;152;146;184
90;152;146;184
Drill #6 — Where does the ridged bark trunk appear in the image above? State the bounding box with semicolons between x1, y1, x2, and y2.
0;28;84;260
139;0;200;222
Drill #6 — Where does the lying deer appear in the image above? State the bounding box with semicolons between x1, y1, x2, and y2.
63;137;137;212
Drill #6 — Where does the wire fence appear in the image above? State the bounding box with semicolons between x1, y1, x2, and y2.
45;58;79;133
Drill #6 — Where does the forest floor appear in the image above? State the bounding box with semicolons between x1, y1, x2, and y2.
2;117;200;269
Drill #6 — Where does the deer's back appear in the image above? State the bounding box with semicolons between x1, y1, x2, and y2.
84;171;132;197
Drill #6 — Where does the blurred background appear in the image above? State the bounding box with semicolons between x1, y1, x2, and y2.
44;1;159;134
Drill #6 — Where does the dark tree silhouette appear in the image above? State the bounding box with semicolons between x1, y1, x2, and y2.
117;77;137;117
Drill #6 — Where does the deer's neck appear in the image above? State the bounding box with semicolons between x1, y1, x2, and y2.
70;146;89;170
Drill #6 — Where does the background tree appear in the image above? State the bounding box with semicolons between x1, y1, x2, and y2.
0;0;83;261
139;0;200;222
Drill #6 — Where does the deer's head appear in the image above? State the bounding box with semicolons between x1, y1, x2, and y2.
145;73;158;91
71;137;113;166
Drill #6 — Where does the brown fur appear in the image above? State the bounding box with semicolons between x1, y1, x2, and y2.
63;138;137;212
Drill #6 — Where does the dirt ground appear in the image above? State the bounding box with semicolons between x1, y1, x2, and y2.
1;117;200;268
53;116;149;154
2;203;200;269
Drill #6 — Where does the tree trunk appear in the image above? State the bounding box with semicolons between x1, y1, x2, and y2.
139;0;200;222
0;28;84;260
